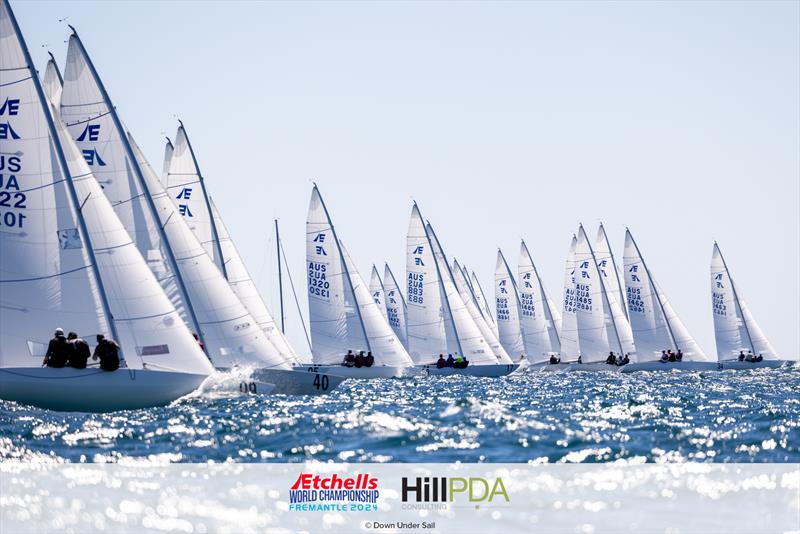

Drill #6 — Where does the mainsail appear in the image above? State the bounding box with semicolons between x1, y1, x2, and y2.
495;249;525;359
560;236;580;360
711;243;778;360
383;263;408;349
60;32;289;370
623;230;707;361
574;225;636;363
0;2;212;375
518;240;562;363
42;53;62;107
369;266;389;322
306;187;413;367
594;223;628;321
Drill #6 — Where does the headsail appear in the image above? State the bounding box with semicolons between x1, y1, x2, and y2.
383;263;408;349
42;53;62;106
560;236;580;360
518;240;562;363
495;249;525;359
0;1;212;375
624;230;707;361
594;223;628;320
711;243;778;360
369;266;389;321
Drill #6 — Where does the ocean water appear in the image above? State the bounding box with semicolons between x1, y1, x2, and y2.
1;367;798;464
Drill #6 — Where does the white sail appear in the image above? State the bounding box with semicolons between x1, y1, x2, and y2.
161;138;173;187
560;236;580;360
711;243;778;360
369;266;389;322
42;54;62;107
60;34;289;371
452;259;513;364
0;7;212;375
210;199;306;365
575;225;636;362
518;240;562;362
306;186;412;367
495;250;525;359
594;223;628;320
427;224;502;365
165;124;225;274
383;263;408;349
406;204;449;363
624;230;707;361
470;271;498;335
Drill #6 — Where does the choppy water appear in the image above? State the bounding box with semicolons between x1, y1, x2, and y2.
1;367;798;464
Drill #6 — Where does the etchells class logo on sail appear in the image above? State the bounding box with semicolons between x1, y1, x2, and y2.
400;476;509;510
288;473;380;512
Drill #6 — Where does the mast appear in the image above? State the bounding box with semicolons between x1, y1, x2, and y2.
7;8;120;346
582;224;625;356
67;28;206;348
521;239;562;348
715;243;756;354
275;218;285;334
627;229;678;351
599;222;629;320
314;185;371;353
177;120;228;280
423;219;464;357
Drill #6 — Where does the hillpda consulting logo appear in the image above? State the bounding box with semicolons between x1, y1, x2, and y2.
400;475;509;510
288;473;380;511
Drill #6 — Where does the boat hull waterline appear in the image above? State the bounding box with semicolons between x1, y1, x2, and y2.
253;367;347;394
0;367;209;412
305;364;420;379
424;363;519;377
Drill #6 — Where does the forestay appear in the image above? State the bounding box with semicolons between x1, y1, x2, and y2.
495;250;525;359
624;230;707;361
0;5;212;375
518;240;562;363
560;236;580;360
369;266;389;322
711;243;778;360
383;264;408;349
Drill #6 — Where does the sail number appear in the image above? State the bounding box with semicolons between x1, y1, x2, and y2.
1;155;26;230
313;374;329;391
408;272;424;304
239;381;258;394
308;261;330;299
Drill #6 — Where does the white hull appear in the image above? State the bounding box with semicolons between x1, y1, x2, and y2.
424;363;519;377
309;364;415;379
718;359;794;370
0;367;207;412
528;361;572;372
559;362;624;373
252;367;346;395
621;361;720;373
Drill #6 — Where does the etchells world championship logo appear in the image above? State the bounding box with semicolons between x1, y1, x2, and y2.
288;473;380;512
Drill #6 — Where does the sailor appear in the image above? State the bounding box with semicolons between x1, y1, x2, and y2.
738;351;746;361
755;353;764;362
605;352;616;365
621;353;630;365
745;351;756;362
354;351;365;368
660;350;669;362
342;350;356;367
454;354;464;369
446;354;455;367
549;354;560;364
462;357;470;368
192;333;205;354
676;349;683;362
93;334;120;372
577;355;582;364
436;354;447;369
365;351;375;367
667;350;676;362
66;332;90;369
43;328;69;368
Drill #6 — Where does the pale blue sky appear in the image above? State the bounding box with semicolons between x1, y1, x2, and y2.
14;1;799;358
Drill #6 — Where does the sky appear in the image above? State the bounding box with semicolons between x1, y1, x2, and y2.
12;0;799;358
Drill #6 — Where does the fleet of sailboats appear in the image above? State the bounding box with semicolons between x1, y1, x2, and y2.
0;0;795;412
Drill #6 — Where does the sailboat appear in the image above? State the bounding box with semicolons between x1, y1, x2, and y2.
56;30;310;395
518;239;563;367
594;223;628;321
306;186;416;378
369;266;389;322
570;224;636;371
383;263;409;349
495;249;526;360
621;229;716;372
406;204;517;377
0;0;215;411
162;125;342;394
539;235;581;371
711;243;790;370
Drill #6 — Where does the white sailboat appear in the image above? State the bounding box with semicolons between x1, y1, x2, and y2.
368;266;389;322
162;126;340;394
594;223;628;321
570;224;636;371
306;186;416;378
406;204;516;377
57;31;299;394
711;243;789;369
42;52;63;107
383;263;408;349
518;239;563;367
621;229;715;372
0;0;214;411
495;249;526;360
